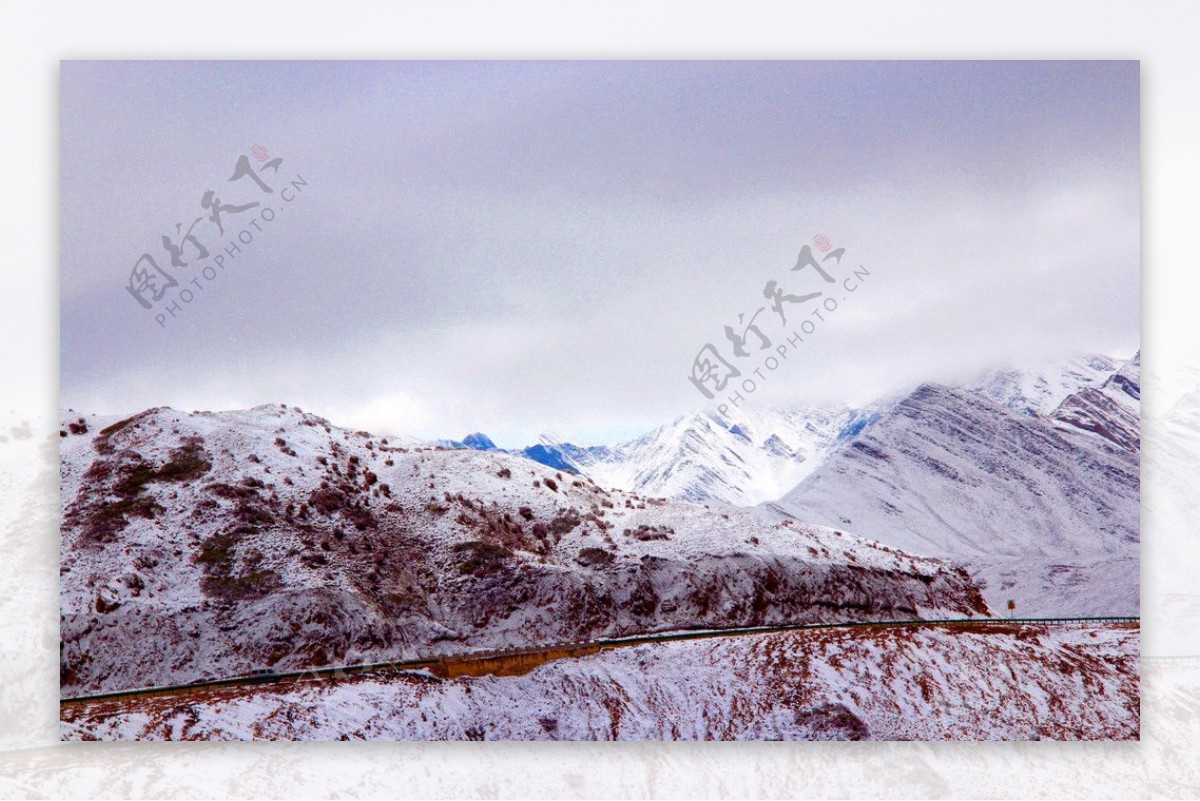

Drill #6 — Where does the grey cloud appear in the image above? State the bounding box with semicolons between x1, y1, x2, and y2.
61;61;1138;447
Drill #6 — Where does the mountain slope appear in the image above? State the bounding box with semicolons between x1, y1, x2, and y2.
60;404;988;696
61;622;1139;741
1052;351;1140;451
777;354;1139;616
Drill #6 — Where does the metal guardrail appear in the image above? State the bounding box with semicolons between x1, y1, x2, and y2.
59;615;1140;707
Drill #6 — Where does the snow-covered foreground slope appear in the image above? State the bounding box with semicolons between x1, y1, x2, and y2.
778;354;1140;617
61;622;1139;741
60;405;988;696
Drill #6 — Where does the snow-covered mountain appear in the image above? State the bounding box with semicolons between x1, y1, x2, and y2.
434;432;611;475
440;404;883;508
438;353;1125;509
428;351;1139;618
582;404;884;507
58;349;1138;698
62;621;1139;741
777;353;1140;617
60;404;988;696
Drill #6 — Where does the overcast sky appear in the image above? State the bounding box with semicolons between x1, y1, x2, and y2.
60;61;1139;447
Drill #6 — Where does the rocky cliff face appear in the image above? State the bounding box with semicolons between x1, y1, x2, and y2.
60;404;988;696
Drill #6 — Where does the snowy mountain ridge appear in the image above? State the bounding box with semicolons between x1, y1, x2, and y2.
436;352;1128;508
966;352;1121;416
